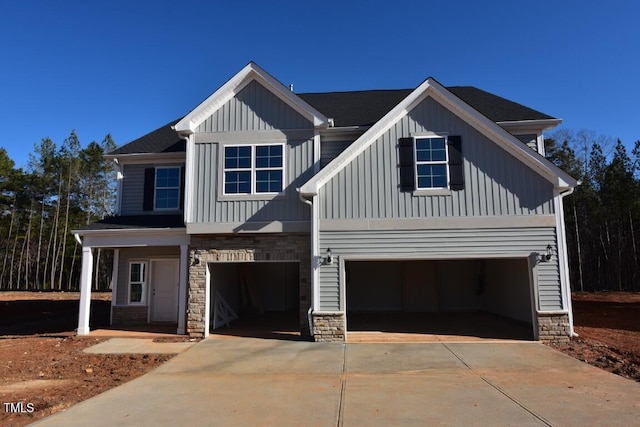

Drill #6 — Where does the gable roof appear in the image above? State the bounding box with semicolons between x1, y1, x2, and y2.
109;118;185;155
300;78;577;195
297;87;554;128
173;62;328;134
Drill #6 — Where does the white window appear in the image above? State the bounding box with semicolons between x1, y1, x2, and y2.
128;262;147;304
414;137;449;189
223;144;284;195
155;167;180;209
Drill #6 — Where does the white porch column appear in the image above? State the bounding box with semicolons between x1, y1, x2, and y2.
77;246;94;335
177;244;188;335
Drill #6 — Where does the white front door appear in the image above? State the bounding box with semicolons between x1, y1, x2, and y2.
151;260;179;322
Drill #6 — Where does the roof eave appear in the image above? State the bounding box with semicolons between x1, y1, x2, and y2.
497;118;563;132
174;62;329;133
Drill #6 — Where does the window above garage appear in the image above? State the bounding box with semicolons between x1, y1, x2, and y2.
399;135;464;194
221;143;285;198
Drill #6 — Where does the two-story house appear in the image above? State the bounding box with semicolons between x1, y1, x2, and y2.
74;62;577;343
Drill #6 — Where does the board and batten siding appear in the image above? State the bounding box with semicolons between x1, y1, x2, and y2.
320;96;555;220
191;138;314;224
115;246;180;306
196;80;312;133
318;227;562;312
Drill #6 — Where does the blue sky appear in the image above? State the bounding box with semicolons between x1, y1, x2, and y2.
1;0;638;168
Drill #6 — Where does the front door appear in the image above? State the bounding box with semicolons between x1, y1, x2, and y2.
151;259;179;322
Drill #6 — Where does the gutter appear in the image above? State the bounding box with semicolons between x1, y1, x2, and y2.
556;182;579;337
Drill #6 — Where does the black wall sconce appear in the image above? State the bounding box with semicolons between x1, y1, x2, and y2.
539;244;553;263
324;248;333;265
192;254;201;266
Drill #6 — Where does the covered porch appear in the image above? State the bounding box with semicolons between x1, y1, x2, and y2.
74;216;190;336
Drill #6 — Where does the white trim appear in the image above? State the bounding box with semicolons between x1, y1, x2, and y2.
110;249;120;325
497;119;562;132
183;134;194;224
221;143;285;196
115;161;123;216
77;246;93;335
177;245;188;334
300;78;577;196
204;263;211;338
77;230;190;250
128;261;148;305
174;62;328;133
413;135;450;190
186;221;309;234
154;166;181;211
312;195;319;312
554;189;575;335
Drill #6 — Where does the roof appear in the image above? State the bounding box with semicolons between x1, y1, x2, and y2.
109;118;185;155
78;215;185;231
111;84;556;156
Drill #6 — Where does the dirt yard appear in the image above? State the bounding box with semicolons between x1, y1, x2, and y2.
0;292;174;426
1;291;639;426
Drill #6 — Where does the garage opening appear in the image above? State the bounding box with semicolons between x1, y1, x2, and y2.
209;262;300;339
346;259;534;341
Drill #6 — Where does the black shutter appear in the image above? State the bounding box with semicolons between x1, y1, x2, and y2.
143;168;155;211
398;137;415;191
447;136;464;191
179;166;185;210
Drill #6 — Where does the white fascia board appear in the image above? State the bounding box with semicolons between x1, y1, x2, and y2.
105;152;186;165
301;77;577;195
300;78;435;196
497;119;563;132
74;228;190;248
174;62;328;133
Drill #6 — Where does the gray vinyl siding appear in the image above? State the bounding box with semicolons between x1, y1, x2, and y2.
192;138;314;223
320;96;554;220
318;227;562;312
197;80;312;132
320;140;352;168
120;163;184;215
115;247;180;305
120;164;146;215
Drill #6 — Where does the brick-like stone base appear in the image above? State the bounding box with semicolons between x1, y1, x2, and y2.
188;234;311;338
537;312;570;343
312;312;345;342
112;306;148;325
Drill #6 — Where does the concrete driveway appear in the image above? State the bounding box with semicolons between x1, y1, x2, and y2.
34;337;640;426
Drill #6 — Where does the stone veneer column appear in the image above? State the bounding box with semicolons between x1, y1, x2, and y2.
537;312;570;343
312;312;346;342
186;234;311;338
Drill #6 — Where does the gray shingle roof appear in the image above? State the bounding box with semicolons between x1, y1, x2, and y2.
79;215;185;231
110;86;555;155
109;118;185;155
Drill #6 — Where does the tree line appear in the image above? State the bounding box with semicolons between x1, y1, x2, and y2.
1;128;639;293
0;131;117;291
547;130;640;292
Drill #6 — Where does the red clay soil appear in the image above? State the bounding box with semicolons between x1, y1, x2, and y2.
0;292;174;427
548;292;640;383
1;291;639;426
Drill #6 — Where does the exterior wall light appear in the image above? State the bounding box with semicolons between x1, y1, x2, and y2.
545;244;553;262
325;248;333;265
192;254;201;266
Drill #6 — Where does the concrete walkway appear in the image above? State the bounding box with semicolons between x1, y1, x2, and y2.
34;338;640;426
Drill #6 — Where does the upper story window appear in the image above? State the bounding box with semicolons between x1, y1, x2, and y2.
414;137;449;189
223;144;284;195
399;135;464;193
155;167;181;209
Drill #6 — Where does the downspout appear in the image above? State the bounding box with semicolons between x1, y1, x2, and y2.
556;185;578;336
298;189;316;338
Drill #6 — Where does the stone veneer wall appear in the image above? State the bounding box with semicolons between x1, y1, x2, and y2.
537;312;570;343
188;234;311;338
312;312;345;342
112;306;148;325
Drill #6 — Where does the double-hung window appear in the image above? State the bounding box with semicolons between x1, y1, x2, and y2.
414;137;449;189
155;167;180;209
223;144;284;195
129;262;147;304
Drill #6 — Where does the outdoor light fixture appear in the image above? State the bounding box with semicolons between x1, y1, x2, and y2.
325;248;333;265
192;254;201;266
545;244;553;262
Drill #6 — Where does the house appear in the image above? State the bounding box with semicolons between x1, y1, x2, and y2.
74;62;577;343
